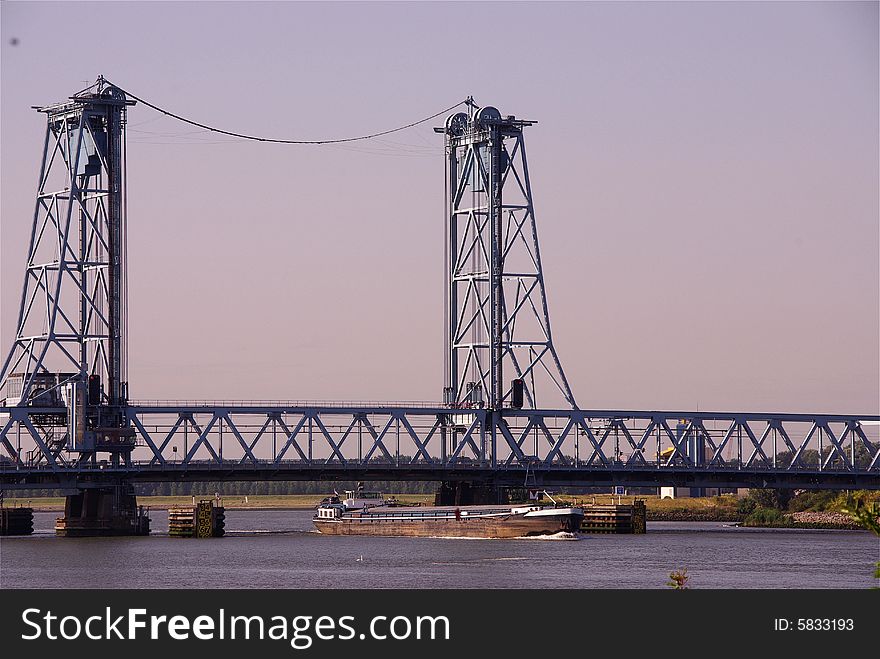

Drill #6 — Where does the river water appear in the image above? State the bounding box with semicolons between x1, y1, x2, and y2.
1;510;877;589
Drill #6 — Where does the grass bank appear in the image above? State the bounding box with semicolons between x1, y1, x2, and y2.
555;493;742;522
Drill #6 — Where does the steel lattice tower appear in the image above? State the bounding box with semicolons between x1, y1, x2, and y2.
0;77;134;460
440;102;576;411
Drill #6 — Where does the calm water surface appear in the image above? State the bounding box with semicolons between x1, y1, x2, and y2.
1;510;877;589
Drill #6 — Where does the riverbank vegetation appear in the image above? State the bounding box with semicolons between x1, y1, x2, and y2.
739;489;880;530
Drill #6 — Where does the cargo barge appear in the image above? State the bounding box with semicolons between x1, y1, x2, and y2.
314;491;583;539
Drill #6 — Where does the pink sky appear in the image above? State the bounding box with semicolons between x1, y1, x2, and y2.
1;1;877;414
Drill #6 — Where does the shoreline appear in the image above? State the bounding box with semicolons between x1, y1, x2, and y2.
647;511;741;523
4;496;865;530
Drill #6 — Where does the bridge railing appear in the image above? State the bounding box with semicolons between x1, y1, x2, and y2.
128;399;447;409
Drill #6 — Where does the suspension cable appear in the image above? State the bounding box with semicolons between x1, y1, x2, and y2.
104;79;465;145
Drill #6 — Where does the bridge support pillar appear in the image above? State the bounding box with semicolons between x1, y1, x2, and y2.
434;481;508;506
55;483;150;537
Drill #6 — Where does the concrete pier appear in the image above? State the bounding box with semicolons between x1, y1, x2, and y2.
55;484;150;537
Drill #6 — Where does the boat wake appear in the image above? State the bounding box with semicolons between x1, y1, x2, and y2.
519;531;579;541
479;557;529;561
422;531;580;541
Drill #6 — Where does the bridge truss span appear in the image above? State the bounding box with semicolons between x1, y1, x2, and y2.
1;405;877;489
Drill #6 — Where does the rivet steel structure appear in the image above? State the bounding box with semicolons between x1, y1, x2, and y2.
0;80;878;490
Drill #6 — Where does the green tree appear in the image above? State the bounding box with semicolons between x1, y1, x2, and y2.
747;488;793;511
842;500;880;587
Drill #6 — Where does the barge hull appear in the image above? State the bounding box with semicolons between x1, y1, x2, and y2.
315;514;581;538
